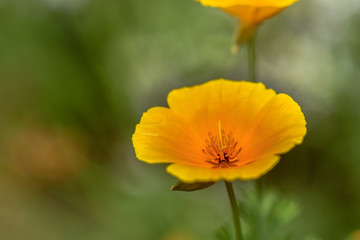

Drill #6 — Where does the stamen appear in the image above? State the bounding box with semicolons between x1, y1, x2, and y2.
218;120;224;150
202;122;242;168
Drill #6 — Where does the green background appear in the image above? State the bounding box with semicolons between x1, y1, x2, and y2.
0;0;359;239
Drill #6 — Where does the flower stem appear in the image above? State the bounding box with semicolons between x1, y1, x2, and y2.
247;35;257;82
225;181;243;240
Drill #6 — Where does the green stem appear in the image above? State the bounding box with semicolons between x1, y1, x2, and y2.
225;181;244;240
247;35;257;82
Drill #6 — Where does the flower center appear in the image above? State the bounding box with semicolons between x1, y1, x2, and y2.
202;121;242;168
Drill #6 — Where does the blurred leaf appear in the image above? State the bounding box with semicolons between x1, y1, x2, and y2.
238;188;299;240
214;224;235;240
170;181;216;192
215;187;301;240
344;229;360;240
303;235;323;240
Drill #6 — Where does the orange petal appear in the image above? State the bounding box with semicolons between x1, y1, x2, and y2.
240;93;306;162
132;107;203;166
197;0;298;8
223;5;285;24
166;155;280;183
167;79;276;141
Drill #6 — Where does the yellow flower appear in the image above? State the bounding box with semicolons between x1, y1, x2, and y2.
132;79;306;183
197;0;298;46
350;230;360;240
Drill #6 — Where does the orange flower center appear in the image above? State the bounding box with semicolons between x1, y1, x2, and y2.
202;121;242;168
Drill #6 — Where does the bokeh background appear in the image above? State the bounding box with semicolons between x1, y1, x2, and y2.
1;0;360;239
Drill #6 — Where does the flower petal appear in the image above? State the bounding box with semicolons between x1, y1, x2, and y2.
167;79;276;141
197;0;298;8
239;93;306;162
224;5;285;23
132;107;204;165
166;155;280;183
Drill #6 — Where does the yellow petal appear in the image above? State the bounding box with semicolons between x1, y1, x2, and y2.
197;0;298;25
167;79;276;141
197;0;298;8
132;107;204;166
224;5;285;24
239;93;306;161
166;155;280;183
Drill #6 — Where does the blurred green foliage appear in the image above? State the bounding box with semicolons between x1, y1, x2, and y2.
215;187;300;240
0;0;360;239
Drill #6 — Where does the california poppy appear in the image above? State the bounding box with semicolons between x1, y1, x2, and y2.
133;79;306;183
197;0;298;46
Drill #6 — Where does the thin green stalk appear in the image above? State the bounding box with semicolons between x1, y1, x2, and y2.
225;181;244;240
247;35;257;82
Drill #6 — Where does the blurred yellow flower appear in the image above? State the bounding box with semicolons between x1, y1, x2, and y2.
350;230;360;240
197;0;298;45
3;126;89;185
132;79;306;183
